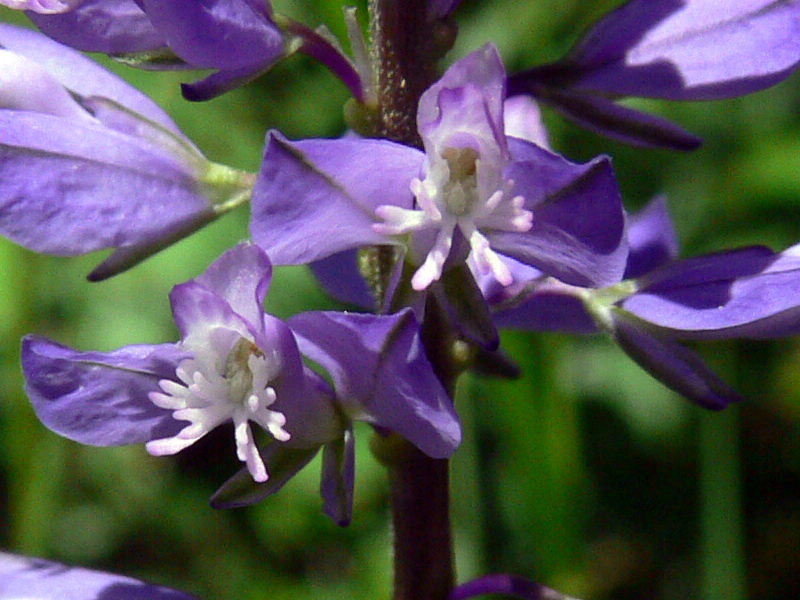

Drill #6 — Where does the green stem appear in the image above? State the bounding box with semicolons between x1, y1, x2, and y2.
699;407;746;600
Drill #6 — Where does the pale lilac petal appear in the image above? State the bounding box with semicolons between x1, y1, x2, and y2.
503;95;550;149
0;22;178;131
288;310;462;459
493;140;628;287
21;335;188;446
141;0;282;70
0;0;81;12
190;242;273;330
28;0;165;54
0;112;212;257
418;43;507;161
251;133;422;265
0;552;202;600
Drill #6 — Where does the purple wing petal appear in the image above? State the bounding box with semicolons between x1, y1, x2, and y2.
181;60;278;102
492;139;628;287
288;310;462;459
141;0;282;70
611;313;744;409
0;112;211;257
28;0;165;54
0;552;203;600
21;335;187;446
251;132;422;265
623;245;800;338
0;22;178;131
524;0;800;100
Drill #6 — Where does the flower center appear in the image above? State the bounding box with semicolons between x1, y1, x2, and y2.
441;147;479;217
372;145;533;291
146;332;290;482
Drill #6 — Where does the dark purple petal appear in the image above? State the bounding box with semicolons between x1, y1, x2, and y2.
493;285;598;334
21;335;188;446
428;0;461;19
507;83;701;150
288;310;462;459
0;112;212;258
180;61;277;102
141;0;282;70
251;132;422;265
611;313;744;409
493;139;628;287
0;551;203;600
529;0;800;101
623;245;800;338
309;249;376;310
624;195;679;279
321;428;355;526
28;0;165;54
452;573;582;600
210;445;320;509
0;22;178;131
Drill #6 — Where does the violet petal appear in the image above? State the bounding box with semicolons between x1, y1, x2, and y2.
0;551;203;600
21;335;187;446
251;133;422;265
28;0;165;54
494;139;628;287
288;310;462;459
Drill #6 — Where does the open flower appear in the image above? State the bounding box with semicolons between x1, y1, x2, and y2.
483;198;800;408
508;0;800;149
0;23;253;279
21;243;460;523
251;44;627;299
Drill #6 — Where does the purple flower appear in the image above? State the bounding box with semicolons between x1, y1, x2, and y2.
508;0;800;149
0;551;203;600
21;244;460;522
485;198;800;408
251;44;627;296
452;573;582;600
0;0;82;12
0;24;253;280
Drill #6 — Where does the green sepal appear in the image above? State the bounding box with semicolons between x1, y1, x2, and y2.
209;445;320;509
436;264;499;350
111;48;193;71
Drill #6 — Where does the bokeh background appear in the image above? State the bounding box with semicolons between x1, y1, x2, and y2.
2;1;800;599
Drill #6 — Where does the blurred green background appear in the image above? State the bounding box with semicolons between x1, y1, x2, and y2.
2;1;800;599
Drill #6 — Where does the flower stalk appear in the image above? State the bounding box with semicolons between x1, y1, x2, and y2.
369;2;457;599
